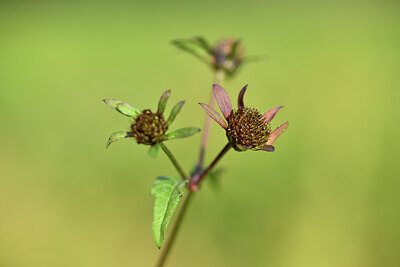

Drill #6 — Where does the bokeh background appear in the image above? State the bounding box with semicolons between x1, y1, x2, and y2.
1;1;399;266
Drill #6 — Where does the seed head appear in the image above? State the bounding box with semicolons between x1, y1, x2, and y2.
199;84;288;152
130;109;168;145
226;107;271;151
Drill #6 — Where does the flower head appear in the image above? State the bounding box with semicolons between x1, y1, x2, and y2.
199;84;288;152
104;90;200;156
172;36;265;78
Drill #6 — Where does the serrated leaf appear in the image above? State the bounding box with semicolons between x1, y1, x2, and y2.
106;131;131;148
148;143;161;157
164;127;201;140
151;176;185;249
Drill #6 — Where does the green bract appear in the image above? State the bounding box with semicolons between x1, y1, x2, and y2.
103;90;201;155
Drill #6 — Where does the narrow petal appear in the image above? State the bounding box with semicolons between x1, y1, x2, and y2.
106;131;131;148
157;90;171;114
263;106;284;122
164;127;201;140
266;121;289;145
237;84;248;109
116;102;140;118
213;84;232;119
257;145;275;152
166;101;185;126
199;103;227;129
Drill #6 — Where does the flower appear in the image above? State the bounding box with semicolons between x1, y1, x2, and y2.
172;36;265;77
104;90;201;156
199;84;288;152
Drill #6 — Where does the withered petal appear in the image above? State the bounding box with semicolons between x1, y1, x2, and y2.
237;84;248;109
263;106;284;122
266;121;289;145
213;84;232;119
199;103;228;129
257;145;275;152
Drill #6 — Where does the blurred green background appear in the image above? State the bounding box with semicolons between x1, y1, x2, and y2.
1;1;399;266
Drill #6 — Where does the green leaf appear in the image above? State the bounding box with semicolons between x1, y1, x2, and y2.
103;99;122;109
106;131;131;148
164;127;201;140
191;36;213;54
228;39;242;59
116;102;140;118
157;90;171;114
103;99;140;118
148;143;161;157
166;101;185;126
151;176;185;249
171;39;210;65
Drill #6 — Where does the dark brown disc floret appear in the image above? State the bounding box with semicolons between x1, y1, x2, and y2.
226;107;271;151
130;109;168;145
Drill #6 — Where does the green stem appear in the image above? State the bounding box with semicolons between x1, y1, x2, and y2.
160;143;189;180
155;190;193;267
155;143;231;267
190;143;231;190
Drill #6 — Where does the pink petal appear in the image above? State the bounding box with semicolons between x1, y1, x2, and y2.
199;103;228;129
266;121;289;145
258;145;275;152
263;106;284;122
213;84;232;119
237;84;248;109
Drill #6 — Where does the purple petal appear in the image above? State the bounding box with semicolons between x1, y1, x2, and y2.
199;103;228;129
213;84;232;119
258;145;275;152
237;84;248;109
266;121;289;145
263;106;284;122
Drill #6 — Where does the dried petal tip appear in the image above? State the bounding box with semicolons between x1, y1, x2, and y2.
237;84;248;109
263;106;284;122
266;121;289;145
213;84;232;119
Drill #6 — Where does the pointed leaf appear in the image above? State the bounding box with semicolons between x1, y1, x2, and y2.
148;143;161;157
266;121;289;145
106;131;131;148
164;127;201;140
103;99;122;109
151;176;185;249
191;36;213;54
213;84;232;119
237;84;248;109
166;101;185;126
157;90;171;114
171;39;210;65
116;102;140;118
199;103;227;129
263;106;283;122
